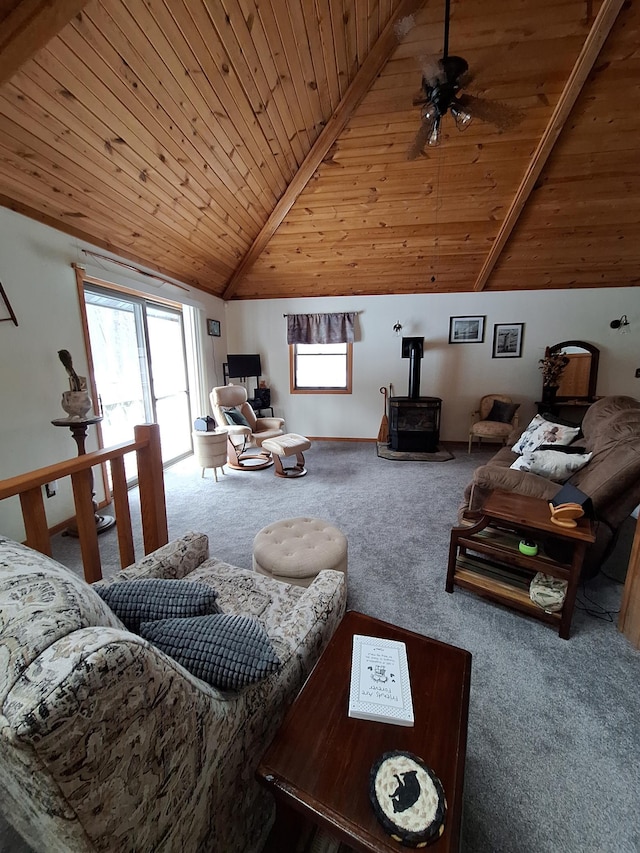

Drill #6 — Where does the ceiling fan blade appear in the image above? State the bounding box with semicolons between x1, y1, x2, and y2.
457;68;475;89
457;93;524;130
407;118;435;160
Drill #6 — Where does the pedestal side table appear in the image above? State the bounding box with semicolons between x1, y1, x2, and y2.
192;428;228;481
51;416;115;535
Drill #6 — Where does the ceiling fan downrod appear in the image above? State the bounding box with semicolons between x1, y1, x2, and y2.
443;0;451;60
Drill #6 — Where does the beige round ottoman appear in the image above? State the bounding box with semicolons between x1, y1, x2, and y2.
252;517;348;588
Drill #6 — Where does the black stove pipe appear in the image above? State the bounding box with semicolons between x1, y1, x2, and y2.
402;337;424;399
409;345;420;399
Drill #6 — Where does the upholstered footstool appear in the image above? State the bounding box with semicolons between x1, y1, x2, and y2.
260;433;312;478
252;517;348;588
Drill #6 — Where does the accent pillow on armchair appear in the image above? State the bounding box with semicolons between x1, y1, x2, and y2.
487;400;520;423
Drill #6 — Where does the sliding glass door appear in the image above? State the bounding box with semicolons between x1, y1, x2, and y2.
84;285;191;477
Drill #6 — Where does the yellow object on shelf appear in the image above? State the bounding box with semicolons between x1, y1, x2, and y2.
548;501;584;528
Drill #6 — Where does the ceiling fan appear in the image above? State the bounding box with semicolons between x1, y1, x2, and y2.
408;0;522;158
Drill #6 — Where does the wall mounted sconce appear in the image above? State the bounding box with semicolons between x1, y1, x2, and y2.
610;315;629;332
393;321;403;336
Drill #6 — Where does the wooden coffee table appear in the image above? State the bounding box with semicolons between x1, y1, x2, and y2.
257;610;472;852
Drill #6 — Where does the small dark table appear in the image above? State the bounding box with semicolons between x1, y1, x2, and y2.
534;399;595;424
257;610;472;853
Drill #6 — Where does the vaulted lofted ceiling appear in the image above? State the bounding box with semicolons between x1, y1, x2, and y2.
0;0;638;300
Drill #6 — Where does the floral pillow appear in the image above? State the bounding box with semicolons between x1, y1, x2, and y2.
512;415;580;455
510;449;592;483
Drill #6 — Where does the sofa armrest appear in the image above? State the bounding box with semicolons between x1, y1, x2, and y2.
458;466;562;523
461;465;562;518
93;532;210;588
256;416;285;430
1;626;230;852
473;465;560;500
267;570;347;658
225;424;252;438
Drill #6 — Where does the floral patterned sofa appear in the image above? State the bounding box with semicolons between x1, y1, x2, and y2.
0;532;346;853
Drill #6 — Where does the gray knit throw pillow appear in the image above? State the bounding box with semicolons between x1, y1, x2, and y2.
139;613;281;690
96;579;220;633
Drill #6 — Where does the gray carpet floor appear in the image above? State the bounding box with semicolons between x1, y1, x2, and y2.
2;441;639;853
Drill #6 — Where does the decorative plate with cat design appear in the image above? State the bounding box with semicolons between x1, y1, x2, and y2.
369;750;446;847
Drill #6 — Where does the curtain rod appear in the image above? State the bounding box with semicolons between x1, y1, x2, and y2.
282;311;361;317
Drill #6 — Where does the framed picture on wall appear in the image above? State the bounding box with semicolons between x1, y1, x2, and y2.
448;315;485;344
492;323;524;358
207;318;221;337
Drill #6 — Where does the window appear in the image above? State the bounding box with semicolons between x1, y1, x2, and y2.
84;284;192;477
290;343;352;394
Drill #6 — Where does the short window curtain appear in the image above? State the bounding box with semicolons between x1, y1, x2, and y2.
286;313;356;345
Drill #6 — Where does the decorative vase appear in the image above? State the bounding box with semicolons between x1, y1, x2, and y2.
542;384;558;405
61;390;92;419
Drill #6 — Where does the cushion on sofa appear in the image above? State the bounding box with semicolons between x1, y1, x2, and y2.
96;578;220;633
487;400;520;423
510;449;592;483
223;407;251;427
139;613;281;689
512;415;580;455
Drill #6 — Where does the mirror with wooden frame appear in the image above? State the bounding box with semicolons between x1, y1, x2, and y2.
548;340;599;401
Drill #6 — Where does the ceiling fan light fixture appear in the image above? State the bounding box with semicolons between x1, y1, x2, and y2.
450;102;473;130
421;103;437;124
428;116;442;147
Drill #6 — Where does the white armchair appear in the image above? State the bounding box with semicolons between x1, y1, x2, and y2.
0;532;346;853
210;384;285;469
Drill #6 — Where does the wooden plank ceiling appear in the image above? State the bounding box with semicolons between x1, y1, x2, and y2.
0;0;638;300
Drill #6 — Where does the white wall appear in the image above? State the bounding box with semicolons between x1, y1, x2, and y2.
0;207;224;541
1;205;639;542
224;291;640;442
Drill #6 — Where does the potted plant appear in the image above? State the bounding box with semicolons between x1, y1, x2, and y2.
538;348;569;403
58;349;92;418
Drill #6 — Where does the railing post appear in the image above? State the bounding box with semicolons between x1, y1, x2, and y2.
135;423;168;554
110;455;135;568
71;468;102;582
20;487;51;556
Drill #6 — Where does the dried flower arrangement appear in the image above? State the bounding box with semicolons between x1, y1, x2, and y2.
538;348;569;387
58;349;83;391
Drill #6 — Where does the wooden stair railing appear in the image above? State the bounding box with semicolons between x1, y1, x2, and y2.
0;423;168;583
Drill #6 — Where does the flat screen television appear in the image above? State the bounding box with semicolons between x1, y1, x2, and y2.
226;354;261;378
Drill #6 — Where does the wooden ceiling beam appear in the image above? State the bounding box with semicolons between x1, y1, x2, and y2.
222;0;426;300
472;0;625;292
0;0;90;86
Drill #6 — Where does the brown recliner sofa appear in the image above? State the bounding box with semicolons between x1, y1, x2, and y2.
460;395;640;577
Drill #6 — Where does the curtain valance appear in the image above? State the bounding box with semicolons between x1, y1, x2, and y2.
286;312;356;345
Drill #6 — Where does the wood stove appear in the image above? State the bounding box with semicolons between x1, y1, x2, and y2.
389;337;442;452
389;397;441;452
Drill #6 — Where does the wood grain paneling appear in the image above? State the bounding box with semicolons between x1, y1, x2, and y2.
0;0;638;299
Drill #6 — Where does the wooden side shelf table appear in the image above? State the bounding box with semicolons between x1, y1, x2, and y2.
446;490;595;639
